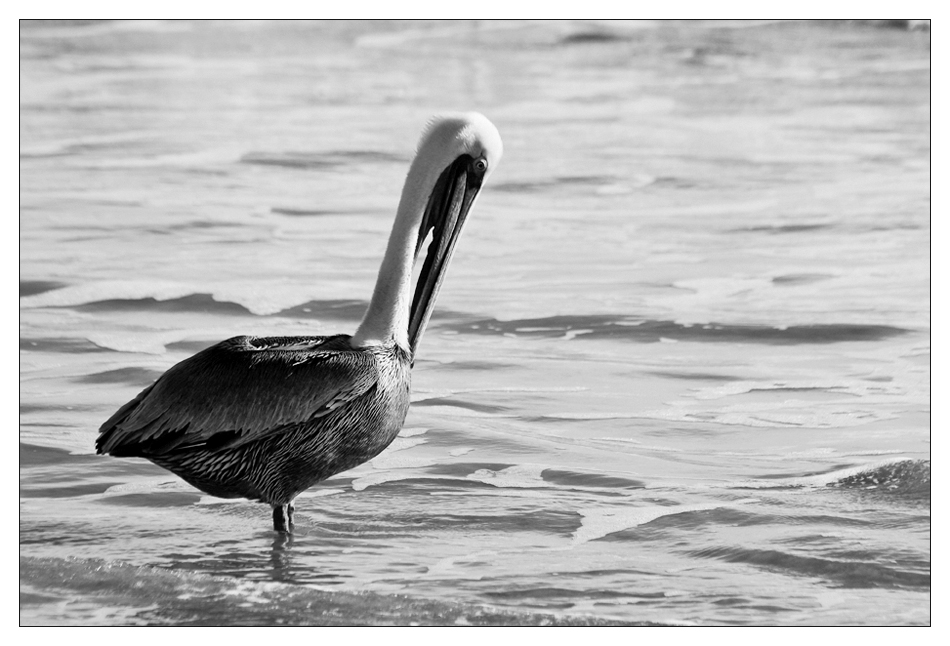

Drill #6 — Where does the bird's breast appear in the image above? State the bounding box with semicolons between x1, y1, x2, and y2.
311;343;412;474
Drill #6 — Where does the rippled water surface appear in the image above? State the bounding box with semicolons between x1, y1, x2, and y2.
19;20;930;626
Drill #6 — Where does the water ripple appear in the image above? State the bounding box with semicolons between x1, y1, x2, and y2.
689;546;929;589
446;315;908;344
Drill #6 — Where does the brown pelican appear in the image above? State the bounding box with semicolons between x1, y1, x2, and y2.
96;113;503;533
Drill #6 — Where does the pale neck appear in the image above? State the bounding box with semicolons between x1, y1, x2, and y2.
351;161;432;350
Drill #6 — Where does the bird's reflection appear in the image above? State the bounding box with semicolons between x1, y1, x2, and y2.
269;531;296;581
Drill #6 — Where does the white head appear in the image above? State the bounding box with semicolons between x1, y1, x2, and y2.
413;112;504;185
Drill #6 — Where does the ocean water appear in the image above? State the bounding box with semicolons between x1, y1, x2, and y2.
19;20;930;626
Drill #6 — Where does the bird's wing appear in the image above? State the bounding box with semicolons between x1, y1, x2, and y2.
95;335;379;456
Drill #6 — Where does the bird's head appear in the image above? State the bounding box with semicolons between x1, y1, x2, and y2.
407;113;503;355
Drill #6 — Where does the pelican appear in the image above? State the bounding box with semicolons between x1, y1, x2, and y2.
96;113;502;533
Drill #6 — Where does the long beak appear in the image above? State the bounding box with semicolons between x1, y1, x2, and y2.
407;155;483;358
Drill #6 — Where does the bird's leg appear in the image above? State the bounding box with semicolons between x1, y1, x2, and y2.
288;500;295;527
272;504;293;533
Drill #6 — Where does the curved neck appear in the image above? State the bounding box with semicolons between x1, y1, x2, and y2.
351;161;433;350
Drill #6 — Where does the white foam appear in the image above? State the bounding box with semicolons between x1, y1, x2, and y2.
365;436;431;471
466;464;551;489
222;579;282;605
423;550;497;579
383;436;427;452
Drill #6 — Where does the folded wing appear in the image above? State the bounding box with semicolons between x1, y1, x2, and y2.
95;335;378;456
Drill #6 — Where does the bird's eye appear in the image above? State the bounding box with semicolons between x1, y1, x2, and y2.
473;158;488;172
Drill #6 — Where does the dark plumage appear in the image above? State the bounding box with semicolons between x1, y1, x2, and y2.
95;113;503;532
97;336;410;531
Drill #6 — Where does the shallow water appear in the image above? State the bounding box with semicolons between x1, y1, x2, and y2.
19;20;930;626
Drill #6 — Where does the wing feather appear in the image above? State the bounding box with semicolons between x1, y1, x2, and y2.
96;335;378;456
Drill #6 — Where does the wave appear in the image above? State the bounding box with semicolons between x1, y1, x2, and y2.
443;315;908;344
20;442;89;468
19;280;480;326
688;546;929;589
429;360;516;371
73;294;252;316
20;337;115;354
271;208;348;217
492;174;617;193
19;556;649;626
827;459;930;498
275;299;368;321
560;31;633;45
541;469;646;491
20;280;69;298
75;367;165;385
240;150;407;171
572;503;744;545
28;282;901;350
19;281;337;317
21;281;372;323
20;19;192;39
731;223;832;234
771;273;834;286
349;462;647;506
734;459;930;500
650;370;740;382
488;173;690;194
412;397;510;414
